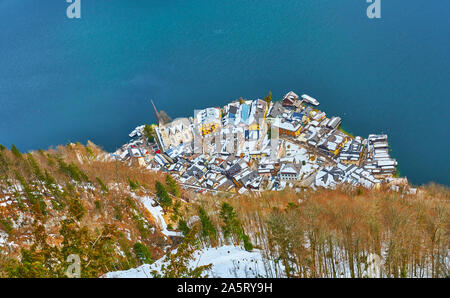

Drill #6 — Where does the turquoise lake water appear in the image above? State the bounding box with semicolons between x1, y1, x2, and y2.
0;0;449;185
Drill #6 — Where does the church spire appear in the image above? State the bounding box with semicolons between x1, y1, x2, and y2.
151;99;161;125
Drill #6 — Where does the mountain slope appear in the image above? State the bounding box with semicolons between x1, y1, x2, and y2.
0;142;180;277
0;142;448;278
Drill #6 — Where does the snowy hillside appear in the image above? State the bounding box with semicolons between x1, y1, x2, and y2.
136;195;182;238
105;245;275;278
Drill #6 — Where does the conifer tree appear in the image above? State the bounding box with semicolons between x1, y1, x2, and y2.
198;206;217;243
155;181;172;208
165;174;179;197
178;219;190;236
152;227;212;278
96;177;109;193
133;243;153;265
0;150;9;177
128;178;139;191
220;202;239;241
10;144;22;159
143;124;156;142
68;197;86;220
27;153;44;182
219;202;253;251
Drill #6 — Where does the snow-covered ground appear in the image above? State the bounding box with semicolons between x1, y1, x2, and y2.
0;231;8;246
136;195;181;237
0;231;17;250
105;245;272;278
282;141;319;178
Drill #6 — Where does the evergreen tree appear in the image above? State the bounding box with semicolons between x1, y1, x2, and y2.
198;206;216;243
219;202;253;251
0;150;9;177
10;144;22;159
59;222;127;277
27;153;44;182
242;234;253;252
96;177;109;193
8;248;54;278
133;243;153;265
143;124;156;143
172;200;182;219
0;218;13;235
128;178;139;191
152;227;212;278
68;197;86;220
57;158;89;182
15;172;47;216
165;174;179;197
7;225;61;278
44;170;65;210
178;219;190;236
219;202;240;241
264;91;272;103
85;145;95;159
155;181;172;208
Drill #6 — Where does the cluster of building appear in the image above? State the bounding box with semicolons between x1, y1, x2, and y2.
113;91;401;194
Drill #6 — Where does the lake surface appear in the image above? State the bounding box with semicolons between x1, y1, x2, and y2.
0;0;449;185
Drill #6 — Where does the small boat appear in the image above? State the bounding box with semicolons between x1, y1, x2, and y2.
301;94;320;106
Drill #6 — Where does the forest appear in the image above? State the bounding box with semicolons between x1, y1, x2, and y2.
0;142;448;278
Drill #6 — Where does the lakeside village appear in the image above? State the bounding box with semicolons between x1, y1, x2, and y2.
113;91;415;196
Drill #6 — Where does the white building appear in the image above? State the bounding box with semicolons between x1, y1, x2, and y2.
156;118;194;152
279;163;302;181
